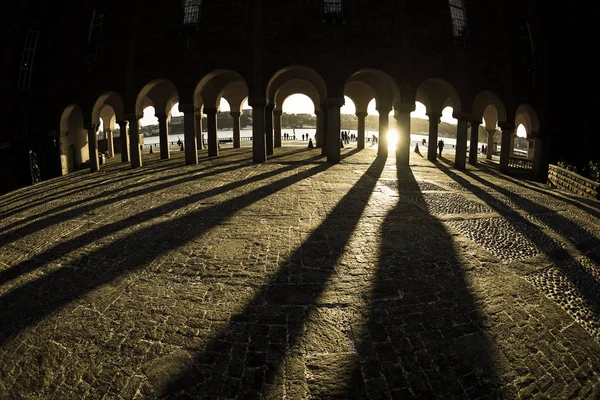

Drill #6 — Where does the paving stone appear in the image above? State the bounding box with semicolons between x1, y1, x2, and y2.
0;148;599;399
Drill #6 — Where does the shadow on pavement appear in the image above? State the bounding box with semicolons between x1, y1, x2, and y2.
343;162;500;398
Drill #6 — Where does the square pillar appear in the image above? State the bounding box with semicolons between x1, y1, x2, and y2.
117;120;130;163
469;120;481;165
486;129;495;160
265;104;274;156
204;107;219;157
85;123;100;172
273;109;282;148
355;111;367;150
499;122;514;173
427;112;440;162
249;98;267;163
195;110;203;150
319;107;328;156
181;105;198;165
106;129;115;157
156;113;170;160
377;108;390;158
453;113;471;169
395;103;414;165
231;111;242;148
325;98;343;164
127;115;142;168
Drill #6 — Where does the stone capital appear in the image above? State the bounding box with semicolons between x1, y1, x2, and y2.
178;104;195;113
273;109;283;117
394;103;416;113
155;113;168;121
124;113;141;122
248;98;267;108
230;111;241;118
323;98;345;108
355;111;368;118
485;128;497;134
498;121;515;131
265;103;275;112
116;120;128;127
204;107;218;115
426;112;441;123
83;122;98;131
452;111;472;121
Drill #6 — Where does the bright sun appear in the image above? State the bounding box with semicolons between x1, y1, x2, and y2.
387;129;398;150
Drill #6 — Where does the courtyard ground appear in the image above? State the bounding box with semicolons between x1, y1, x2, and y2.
1;144;599;399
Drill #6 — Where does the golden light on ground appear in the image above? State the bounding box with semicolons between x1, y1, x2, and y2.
387;129;398;150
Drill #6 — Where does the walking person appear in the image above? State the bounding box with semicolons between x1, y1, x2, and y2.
438;139;444;157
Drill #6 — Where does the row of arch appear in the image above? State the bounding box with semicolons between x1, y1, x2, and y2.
59;65;541;175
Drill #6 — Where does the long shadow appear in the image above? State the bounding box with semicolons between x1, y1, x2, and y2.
160;158;386;398
0;151;328;245
0;160;337;346
437;163;600;322
475;163;600;222
0;156;327;287
0;159;258;240
0;162;183;220
343;163;500;398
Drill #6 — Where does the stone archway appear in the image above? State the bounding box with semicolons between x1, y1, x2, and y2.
195;70;248;158
134;79;180;167
472;91;510;171
59;104;87;175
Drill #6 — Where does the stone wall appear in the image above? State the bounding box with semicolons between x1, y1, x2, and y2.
547;164;600;200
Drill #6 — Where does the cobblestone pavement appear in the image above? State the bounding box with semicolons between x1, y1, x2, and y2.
1;146;600;399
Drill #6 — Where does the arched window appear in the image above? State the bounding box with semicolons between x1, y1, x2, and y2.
322;0;344;23
86;1;105;60
448;0;468;46
18;29;40;91
519;18;536;82
183;0;203;25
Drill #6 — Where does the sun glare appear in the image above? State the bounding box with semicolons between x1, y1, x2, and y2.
387;129;398;150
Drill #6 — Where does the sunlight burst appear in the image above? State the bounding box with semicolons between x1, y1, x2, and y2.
387;129;398;150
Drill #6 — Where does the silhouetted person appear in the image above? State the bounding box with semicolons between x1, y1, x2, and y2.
308;138;314;148
414;143;420;154
438;139;444;156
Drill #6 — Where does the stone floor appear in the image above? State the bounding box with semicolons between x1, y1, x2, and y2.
1;144;599;399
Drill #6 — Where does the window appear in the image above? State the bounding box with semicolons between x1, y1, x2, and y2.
519;18;536;79
18;29;40;91
448;0;468;46
183;0;203;25
86;3;105;60
323;0;343;15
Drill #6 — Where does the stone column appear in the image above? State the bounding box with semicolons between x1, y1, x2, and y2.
533;135;548;180
427;112;440;162
104;129;114;157
319;107;328;156
273;109;282;148
509;133;516;157
85;123;100;172
156;113;170;160
127;115;142;168
499;122;514;173
454;116;469;170
204;107;219;157
469;120;481;165
325;98;343;164
117;120;129;163
356;111;367;150
395;104;414;166
181;105;198;165
249;98;267;163
195;110;203;150
486;128;495;160
316;109;324;150
231;111;241;148
265;104;274;156
377;108;390;157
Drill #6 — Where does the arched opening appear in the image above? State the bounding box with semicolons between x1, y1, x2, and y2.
340;96;359;149
365;98;395;150
472;90;508;171
280;93;316;145
134;79;180;166
91;91;125;165
59;104;88;175
515;103;540;162
195;70;249;157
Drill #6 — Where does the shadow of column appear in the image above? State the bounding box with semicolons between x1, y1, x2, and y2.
343;163;500;398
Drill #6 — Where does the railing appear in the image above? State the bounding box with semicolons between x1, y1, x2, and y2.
548;164;600;200
508;157;533;170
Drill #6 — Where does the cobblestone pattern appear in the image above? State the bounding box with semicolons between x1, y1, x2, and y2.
446;217;563;262
525;255;600;342
0;148;600;399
